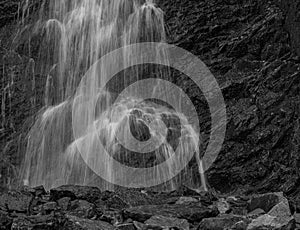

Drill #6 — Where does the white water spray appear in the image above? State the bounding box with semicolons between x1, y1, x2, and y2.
21;0;208;191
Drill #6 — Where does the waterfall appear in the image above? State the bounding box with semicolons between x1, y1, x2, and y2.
21;0;207;191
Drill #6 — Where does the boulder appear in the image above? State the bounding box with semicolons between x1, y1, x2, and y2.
11;213;65;230
176;197;199;205
247;208;266;218
99;209;123;225
145;215;190;230
246;214;295;230
216;198;231;214
248;193;283;213
115;223;136;230
34;201;59;215
57;197;71;210
64;214;115;230
50;185;101;202
67;200;96;219
247;195;295;230
124;203;219;223
198;214;249;230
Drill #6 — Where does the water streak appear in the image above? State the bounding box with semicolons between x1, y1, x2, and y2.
21;0;207;191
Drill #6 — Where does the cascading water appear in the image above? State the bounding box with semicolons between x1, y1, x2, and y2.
21;0;207;191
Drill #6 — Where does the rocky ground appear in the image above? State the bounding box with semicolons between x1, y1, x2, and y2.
0;184;298;229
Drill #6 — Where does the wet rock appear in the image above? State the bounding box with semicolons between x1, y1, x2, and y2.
198;214;249;230
64;214;115;230
67;200;96;219
50;185;101;202
0;190;33;213
124;203;219;223
145;215;190;230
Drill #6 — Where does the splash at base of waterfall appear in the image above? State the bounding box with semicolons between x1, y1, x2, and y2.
22;95;207;191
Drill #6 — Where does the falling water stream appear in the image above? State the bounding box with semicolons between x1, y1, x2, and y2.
21;0;207;191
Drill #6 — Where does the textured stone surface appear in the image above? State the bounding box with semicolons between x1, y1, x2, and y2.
145;215;190;230
198;214;249;230
0;190;32;213
159;0;300;199
0;0;300;218
124;203;219;223
50;185;101;202
248;193;282;213
64;214;115;230
247;194;295;230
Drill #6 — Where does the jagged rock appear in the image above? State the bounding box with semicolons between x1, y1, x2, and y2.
124;203;219;223
246;214;295;230
294;213;300;229
145;215;190;230
32;186;47;197
116;223;136;230
67;200;96;219
133;221;161;230
99;209;123;225
175;197;199;205
0;211;13;229
11;213;65;230
247;194;295;230
35;201;59;215
21;185;47;198
64;214;115;230
198;214;249;230
248;193;284;213
247;208;266;217
0;190;33;213
57;197;71;210
50;185;101;202
216;198;231;214
227;196;249;216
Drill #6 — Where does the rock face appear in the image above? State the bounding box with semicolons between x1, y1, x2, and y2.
158;0;300;202
0;0;299;213
0;186;296;230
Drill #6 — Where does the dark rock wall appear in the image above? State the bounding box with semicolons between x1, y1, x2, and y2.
276;0;300;57
159;0;300;199
0;0;299;202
